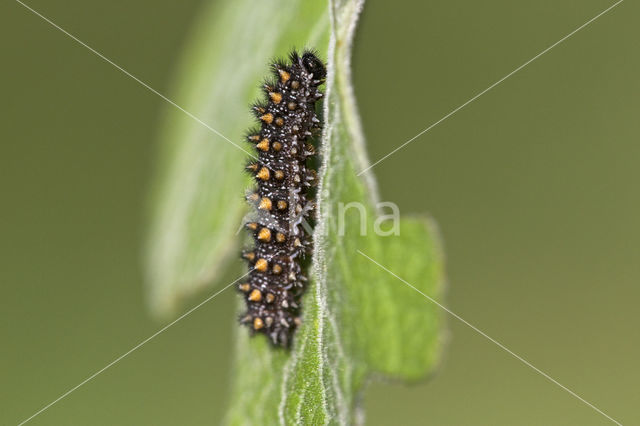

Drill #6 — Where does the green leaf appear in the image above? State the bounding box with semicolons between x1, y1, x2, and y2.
145;0;445;423
145;0;330;316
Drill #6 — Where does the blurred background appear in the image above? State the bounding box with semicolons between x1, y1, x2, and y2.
1;0;638;424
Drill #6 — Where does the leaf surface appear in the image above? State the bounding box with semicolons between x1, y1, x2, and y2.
146;0;445;424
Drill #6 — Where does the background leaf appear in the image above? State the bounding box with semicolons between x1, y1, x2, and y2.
145;0;330;316
146;0;445;423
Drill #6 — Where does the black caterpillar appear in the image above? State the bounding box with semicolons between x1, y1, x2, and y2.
239;50;326;347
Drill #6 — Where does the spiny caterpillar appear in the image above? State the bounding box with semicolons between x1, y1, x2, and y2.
239;50;326;347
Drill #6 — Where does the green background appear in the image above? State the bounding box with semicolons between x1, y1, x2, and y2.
1;0;637;424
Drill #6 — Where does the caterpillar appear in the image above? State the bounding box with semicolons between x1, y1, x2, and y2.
239;50;326;347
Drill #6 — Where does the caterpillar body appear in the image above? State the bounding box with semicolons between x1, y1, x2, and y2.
239;50;326;347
